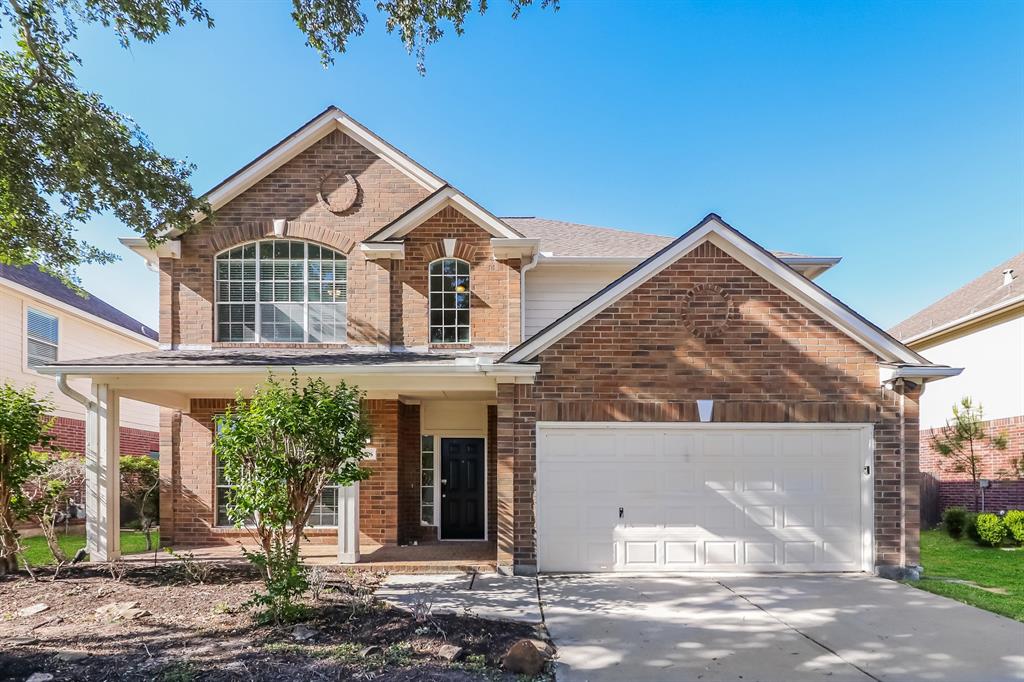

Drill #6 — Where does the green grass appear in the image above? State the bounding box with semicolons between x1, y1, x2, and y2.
19;529;159;566
913;529;1024;621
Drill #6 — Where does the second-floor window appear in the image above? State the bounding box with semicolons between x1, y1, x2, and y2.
215;240;347;343
429;258;470;343
26;307;58;368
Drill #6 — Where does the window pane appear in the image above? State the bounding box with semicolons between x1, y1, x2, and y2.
422;506;434;525
443;327;456;343
260;303;304;342
27;308;58;343
421;486;434;504
457;326;470;343
421;470;434;486
430;327;444;343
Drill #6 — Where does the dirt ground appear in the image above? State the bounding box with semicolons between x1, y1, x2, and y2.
0;562;552;681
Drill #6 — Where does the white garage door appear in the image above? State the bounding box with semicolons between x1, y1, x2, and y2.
536;423;873;573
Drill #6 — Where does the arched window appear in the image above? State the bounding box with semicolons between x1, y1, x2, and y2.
215;240;347;343
428;258;470;344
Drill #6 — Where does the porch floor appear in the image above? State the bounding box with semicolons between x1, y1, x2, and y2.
123;540;497;574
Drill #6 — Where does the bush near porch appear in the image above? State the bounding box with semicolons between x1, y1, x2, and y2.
913;529;1024;621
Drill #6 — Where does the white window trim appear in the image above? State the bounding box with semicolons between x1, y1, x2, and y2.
420;434;436;527
214;239;348;344
25;305;59;372
428;257;471;345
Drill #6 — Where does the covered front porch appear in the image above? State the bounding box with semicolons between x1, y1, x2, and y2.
40;349;537;573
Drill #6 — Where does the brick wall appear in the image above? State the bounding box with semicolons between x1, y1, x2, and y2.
392;206;521;349
48;415;158;456
397;402;426;543
162;397;402;547
164;129;429;349
497;242;921;572
921;415;1024;512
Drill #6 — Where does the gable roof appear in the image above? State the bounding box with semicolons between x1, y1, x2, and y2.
363;185;524;241
504;217;840;275
890;251;1024;344
0;264;158;343
502;213;929;366
164;106;446;235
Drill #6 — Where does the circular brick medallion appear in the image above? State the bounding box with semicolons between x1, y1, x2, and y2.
318;172;360;214
682;283;735;339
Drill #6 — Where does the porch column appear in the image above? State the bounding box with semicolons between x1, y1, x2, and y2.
337;482;360;564
85;384;121;562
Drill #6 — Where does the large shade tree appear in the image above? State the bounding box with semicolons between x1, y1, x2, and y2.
1;0;557;282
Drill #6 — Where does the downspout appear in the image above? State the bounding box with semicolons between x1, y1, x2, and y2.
898;380;906;569
519;251;541;342
56;373;94;409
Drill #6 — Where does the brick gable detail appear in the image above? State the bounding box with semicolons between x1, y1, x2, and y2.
498;241;921;572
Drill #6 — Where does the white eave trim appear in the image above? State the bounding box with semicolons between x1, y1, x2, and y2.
200;110;444;215
369;187;522;241
491;238;540;260
879;364;963;384
900;293;1024;346
504;216;925;365
532;254;839;279
119;238;181;271
38;359;541;380
360;242;406;260
0;278;158;348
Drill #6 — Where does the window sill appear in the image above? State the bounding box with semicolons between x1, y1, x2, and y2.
428;343;474;350
212;342;350;349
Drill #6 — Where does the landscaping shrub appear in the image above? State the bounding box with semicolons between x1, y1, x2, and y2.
942;506;969;539
1002;510;1024;545
964;512;981;543
974;513;1008;547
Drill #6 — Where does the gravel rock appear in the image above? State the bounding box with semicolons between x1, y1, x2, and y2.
18;603;50;617
437;644;464;662
291;624;318;641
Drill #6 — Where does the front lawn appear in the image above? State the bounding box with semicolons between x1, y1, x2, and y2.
914;529;1024;621
19;529;159;566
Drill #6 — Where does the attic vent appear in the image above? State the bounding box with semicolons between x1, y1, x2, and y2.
1003;269;1016;287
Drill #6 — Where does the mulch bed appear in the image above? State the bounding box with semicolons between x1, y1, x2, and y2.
0;562;552;681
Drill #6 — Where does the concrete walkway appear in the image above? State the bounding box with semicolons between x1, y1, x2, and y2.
540;574;1024;682
377;573;543;623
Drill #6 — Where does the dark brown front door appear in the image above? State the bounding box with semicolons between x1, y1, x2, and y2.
440;438;485;540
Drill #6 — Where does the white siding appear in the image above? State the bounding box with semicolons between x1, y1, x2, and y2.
524;264;633;339
0;285;159;431
917;311;1024;429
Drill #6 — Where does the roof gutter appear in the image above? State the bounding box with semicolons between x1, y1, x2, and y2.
900;293;1024;347
56;372;94;409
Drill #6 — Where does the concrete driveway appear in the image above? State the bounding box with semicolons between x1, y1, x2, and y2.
540;574;1024;682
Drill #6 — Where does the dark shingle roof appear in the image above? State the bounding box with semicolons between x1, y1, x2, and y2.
45;348;497;368
890;252;1024;342
503;217;814;260
0;264;158;341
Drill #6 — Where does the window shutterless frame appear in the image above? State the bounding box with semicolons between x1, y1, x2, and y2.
428;258;471;344
214;240;347;343
25;306;59;369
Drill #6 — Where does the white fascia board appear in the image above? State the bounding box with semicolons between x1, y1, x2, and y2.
491;238;540;260
370;188;523;242
879;364;963;384
504;218;923;365
360;242;406;260
901;293;1024;346
0;279;158;348
535;254;837;278
119;238;180;270
185;110;445;221
38;360;540;378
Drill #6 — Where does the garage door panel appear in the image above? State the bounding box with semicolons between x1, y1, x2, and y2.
536;425;870;573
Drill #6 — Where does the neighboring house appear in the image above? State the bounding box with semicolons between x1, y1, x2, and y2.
41;106;959;577
891;253;1024;513
0;263;160;457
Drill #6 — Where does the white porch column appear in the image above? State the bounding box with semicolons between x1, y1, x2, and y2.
337;482;360;564
85;384;121;562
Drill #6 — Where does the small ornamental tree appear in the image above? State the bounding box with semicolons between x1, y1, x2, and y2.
21;452;84;564
931;397;1008;512
0;383;53;575
120;455;160;551
214;372;372;622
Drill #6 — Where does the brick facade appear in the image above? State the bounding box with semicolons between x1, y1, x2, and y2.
48;415;158;457
921;415;1024;512
497;242;921;572
160;397;402;547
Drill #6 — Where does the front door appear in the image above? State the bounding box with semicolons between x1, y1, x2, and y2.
440;438;485;540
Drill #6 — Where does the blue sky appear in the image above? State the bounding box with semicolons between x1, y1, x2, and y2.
62;0;1023;330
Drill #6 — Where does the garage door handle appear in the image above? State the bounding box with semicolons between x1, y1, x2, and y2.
619;507;624;519
864;465;871;475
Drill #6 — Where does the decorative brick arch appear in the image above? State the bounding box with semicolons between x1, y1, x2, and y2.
419;239;480;263
207;220;356;255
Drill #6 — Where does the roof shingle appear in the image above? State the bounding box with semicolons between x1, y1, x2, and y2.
0;264;158;341
890;252;1024;341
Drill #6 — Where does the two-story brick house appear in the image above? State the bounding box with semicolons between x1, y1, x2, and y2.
42;106;960;577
